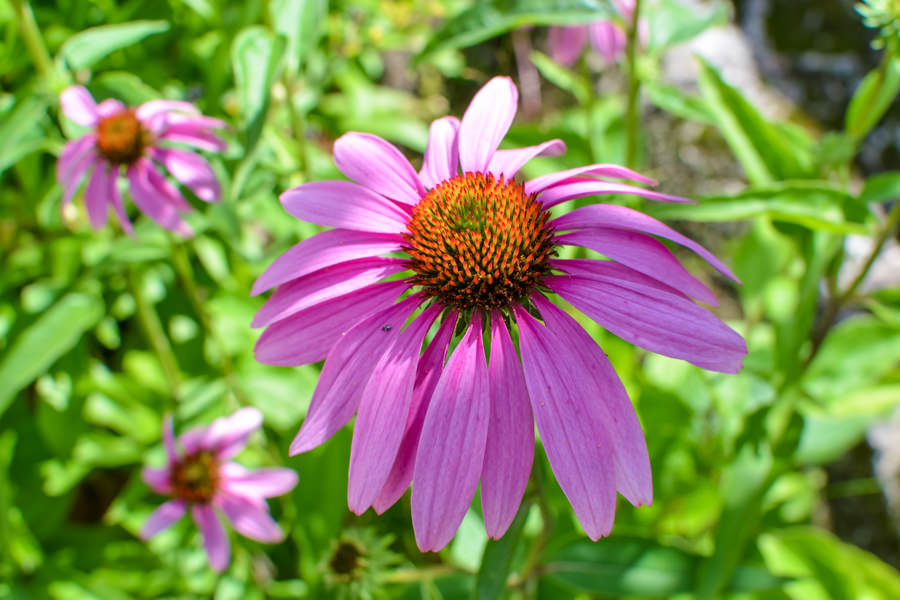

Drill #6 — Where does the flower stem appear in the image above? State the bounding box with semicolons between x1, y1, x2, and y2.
624;0;644;168
128;269;182;403
517;459;553;595
282;72;309;180
806;199;900;367
10;0;54;81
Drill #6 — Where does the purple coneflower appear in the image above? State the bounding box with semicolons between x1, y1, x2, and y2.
252;76;746;551
141;408;297;571
548;0;644;65
57;85;225;236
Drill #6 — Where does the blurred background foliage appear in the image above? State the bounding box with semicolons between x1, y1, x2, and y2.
2;0;900;598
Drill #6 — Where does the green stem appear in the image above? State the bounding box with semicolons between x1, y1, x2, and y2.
128;269;182;404
282;71;309;180
624;0;643;168
10;0;54;80
170;240;250;408
382;565;464;584
805;200;900;367
517;460;553;596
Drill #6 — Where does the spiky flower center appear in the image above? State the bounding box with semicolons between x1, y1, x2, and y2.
170;451;219;503
404;172;555;310
96;110;149;165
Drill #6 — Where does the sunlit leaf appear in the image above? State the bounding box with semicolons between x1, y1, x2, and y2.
58;21;169;71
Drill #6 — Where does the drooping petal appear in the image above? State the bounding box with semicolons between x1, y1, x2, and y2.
348;305;441;514
251;229;405;296
458;77;519;173
60;86;99;126
141;499;186;539
252;257;407;328
531;294;652;506
373;311;458;514
201;407;263;459
254;280;408;367
151;147;220;202
481;312;534;539
218;492;284;543
487;139;566;181
412;313;490;551
146;165;192;212
524;164;656;195
222;466;298;498
513;305;617;540
420;117;461;189
547;26;588;67
550;203;739;281
127;161;193;236
537;178;691;208
588;21;627;62
136;99;200;122
142;466;172;494
62;156;100;207
555;229;716;304
547;262;746;373
192;504;230;572
57;135;97;185
288;296;424;455
106;169;134;236
158;123;227;152
280;180;410;234
333;132;425;205
84;162;110;229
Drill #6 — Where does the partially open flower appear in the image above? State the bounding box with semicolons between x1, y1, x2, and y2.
140;408;297;572
57;85;226;236
547;0;647;65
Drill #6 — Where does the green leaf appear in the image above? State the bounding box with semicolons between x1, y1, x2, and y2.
846;53;900;141
93;71;160;105
645;182;871;234
696;57;814;185
648;0;730;51
419;0;613;59
231;26;287;154
860;171;900;205
644;81;716;124
0;293;104;418
270;0;328;72
473;503;529;600
529;51;590;104
57;21;169;71
0;93;51;176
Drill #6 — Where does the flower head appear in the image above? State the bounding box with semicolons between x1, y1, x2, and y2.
57;85;226;236
547;0;644;65
252;76;746;551
141;407;298;571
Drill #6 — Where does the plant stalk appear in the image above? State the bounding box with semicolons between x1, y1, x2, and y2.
624;0;644;168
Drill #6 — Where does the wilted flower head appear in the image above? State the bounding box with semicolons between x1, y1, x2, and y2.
57;85;225;236
252;76;746;551
547;0;645;65
141;407;298;571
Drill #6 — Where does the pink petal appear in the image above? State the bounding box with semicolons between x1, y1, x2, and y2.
202;407;263;459
547;26;588;67
104;165;133;236
252;257;408;328
348;305;442;514
163;414;178;462
96;98;125;118
141;499;186;539
146;163;192;212
537;178;691;208
513;304;616;540
222;466;298;498
60;86;98;126
251;229;405;296
84;162;110;229
217;492;284;543
481;312;534;539
158;124;227;152
192;504;230;572
288;296;424;455
550;203;739;281
525;164;657;195
142;466;172;494
57;135;97;185
531;295;652;506
180;425;211;455
254;280;409;367
151;147;220;202
420;116;461;189
487;140;566;181
373;311;458;514
62;156;101;208
555;229;716;304
411;313;490;551
547;262;746;373
280;180;410;234
458;77;519;174
589;21;627;62
333;132;425;205
127;161;193;236
136;99;200;122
